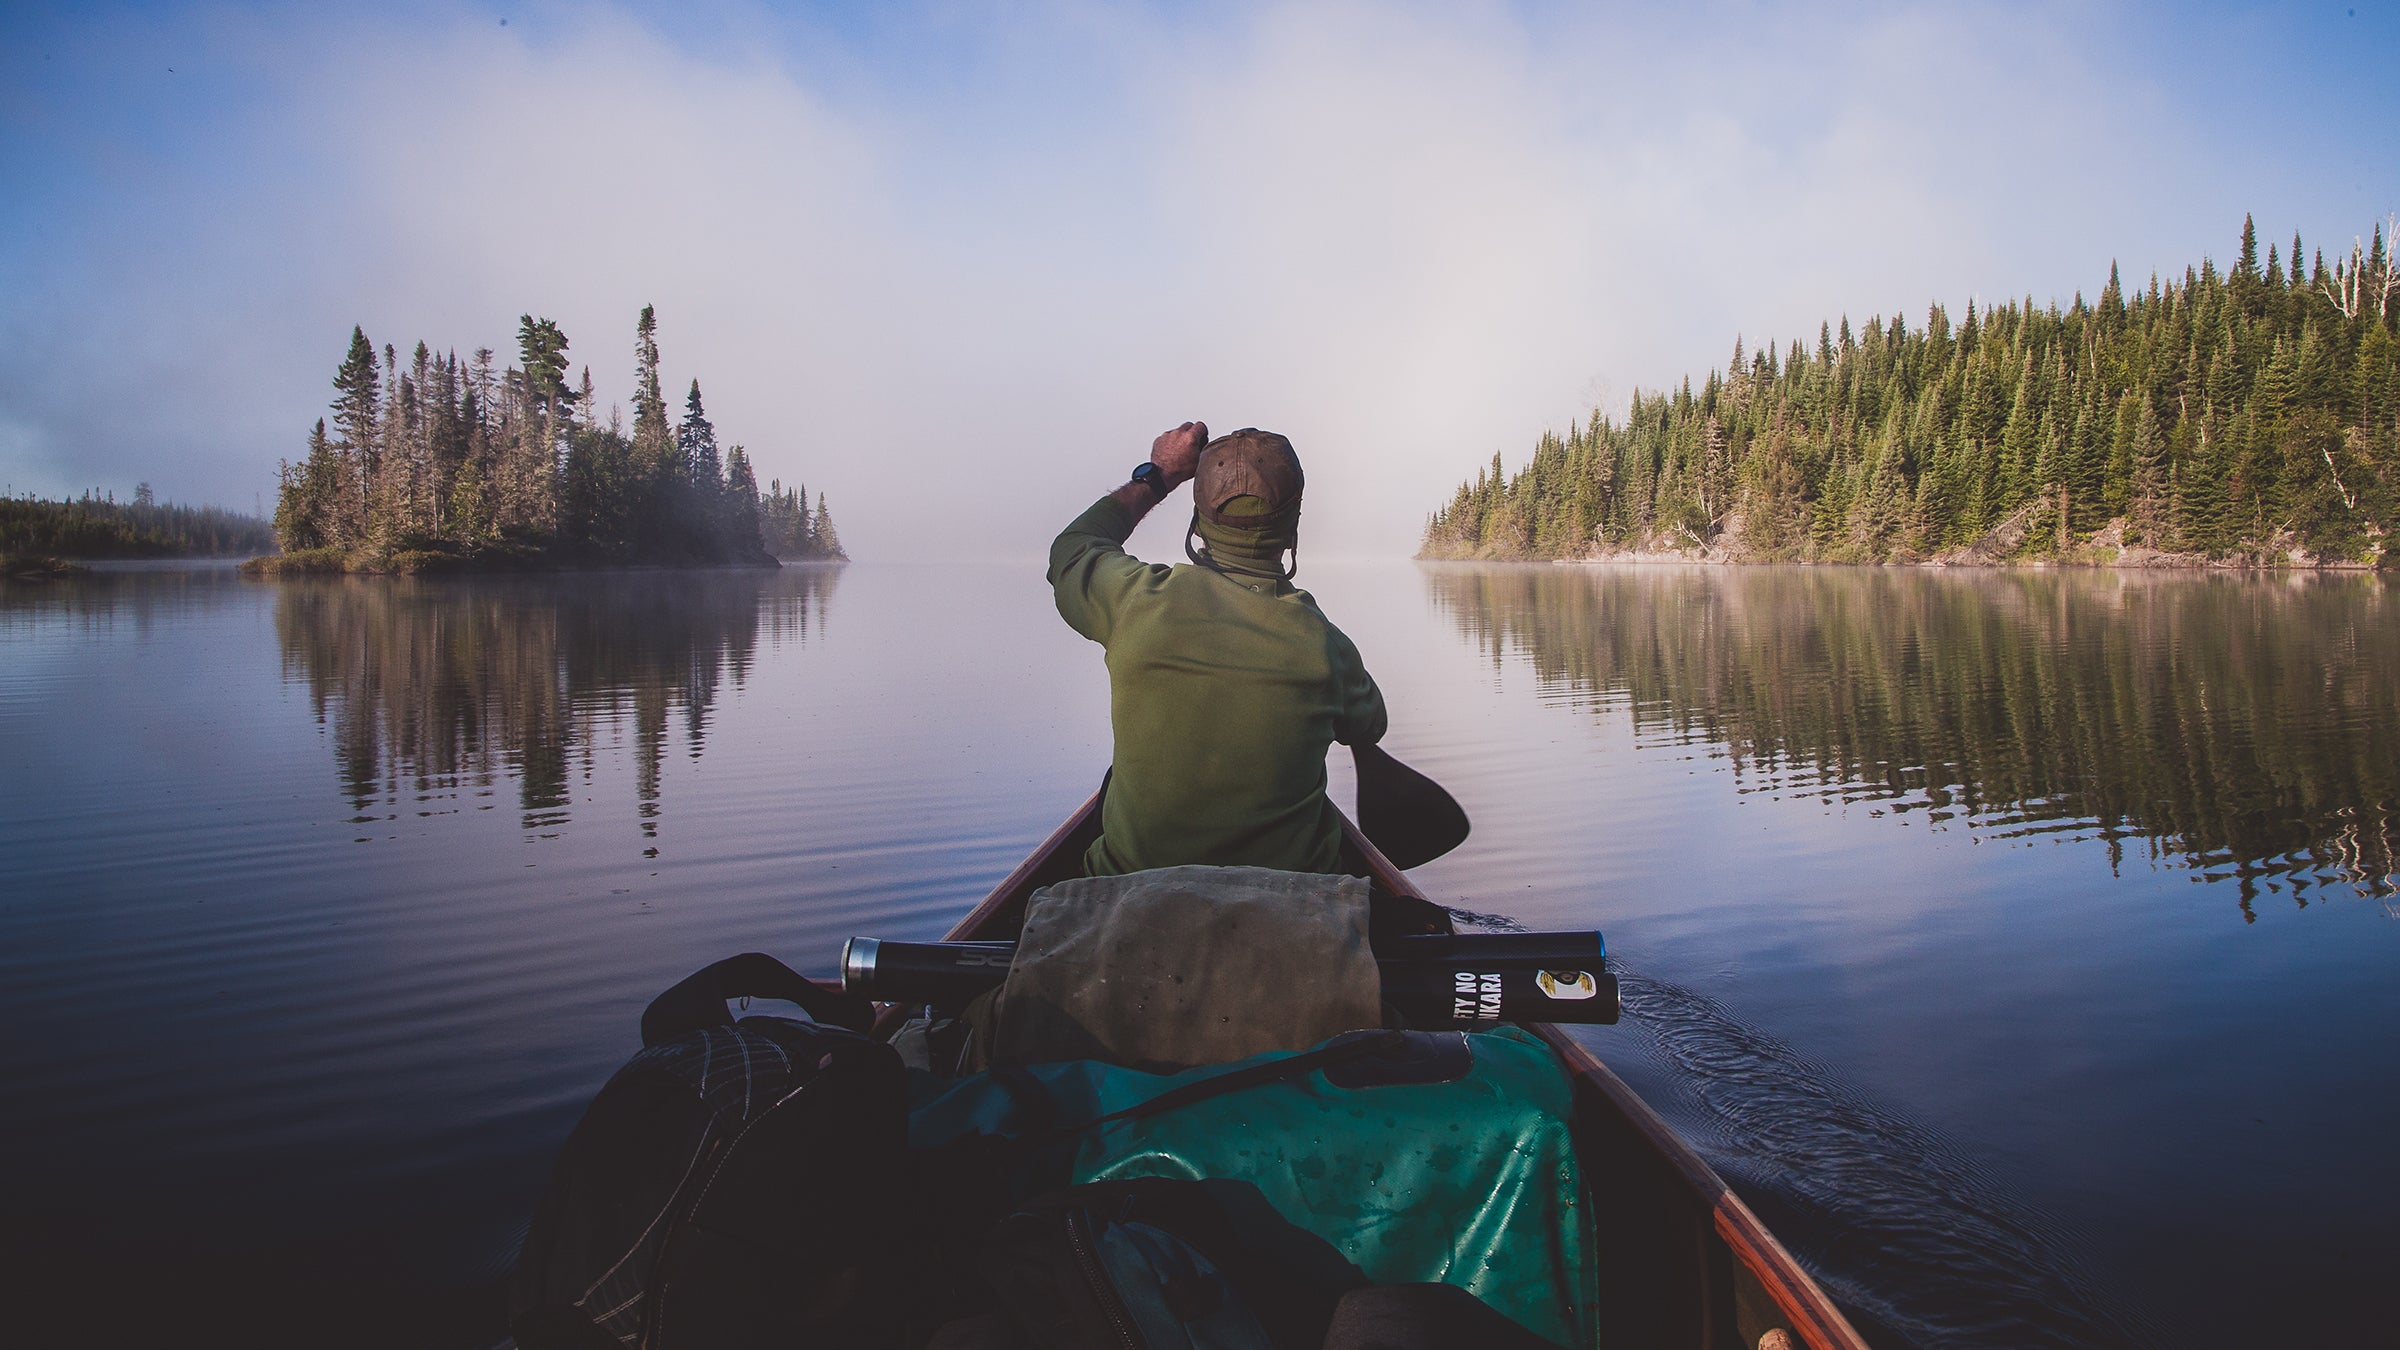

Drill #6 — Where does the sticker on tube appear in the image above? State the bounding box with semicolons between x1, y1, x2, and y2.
1537;970;1597;1000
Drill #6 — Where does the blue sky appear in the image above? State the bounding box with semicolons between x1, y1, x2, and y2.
3;1;2395;558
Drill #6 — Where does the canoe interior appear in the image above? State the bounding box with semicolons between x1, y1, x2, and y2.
922;789;1869;1350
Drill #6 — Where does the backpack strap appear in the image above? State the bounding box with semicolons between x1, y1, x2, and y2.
1032;1028;1408;1144
641;952;873;1044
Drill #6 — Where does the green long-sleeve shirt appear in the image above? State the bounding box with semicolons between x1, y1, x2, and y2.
1049;496;1387;877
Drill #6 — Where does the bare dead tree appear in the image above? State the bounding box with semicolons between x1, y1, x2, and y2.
2319;215;2399;321
2383;217;2400;317
2325;430;2363;514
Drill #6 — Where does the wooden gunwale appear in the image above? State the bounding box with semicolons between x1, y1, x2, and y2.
923;788;1868;1350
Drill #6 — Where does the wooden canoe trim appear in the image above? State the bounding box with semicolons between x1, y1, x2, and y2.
1341;816;1870;1350
1714;1191;1865;1350
915;795;1869;1350
1536;1006;1861;1348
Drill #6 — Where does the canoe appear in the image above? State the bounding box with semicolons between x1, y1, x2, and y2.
914;787;1871;1350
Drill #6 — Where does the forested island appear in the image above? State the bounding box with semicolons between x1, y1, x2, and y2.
259;306;846;573
2;488;275;575
1421;216;2400;567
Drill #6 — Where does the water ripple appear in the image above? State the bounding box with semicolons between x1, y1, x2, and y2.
1615;970;2170;1350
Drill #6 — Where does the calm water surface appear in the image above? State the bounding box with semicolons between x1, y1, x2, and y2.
2;560;2394;1347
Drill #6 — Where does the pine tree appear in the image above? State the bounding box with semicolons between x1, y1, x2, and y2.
679;380;722;494
1997;348;2041;511
331;326;381;452
273;419;338;550
811;496;846;561
329;326;381;533
632;305;671;458
517;316;574;415
2128;394;2171;546
2066;387;2106;533
2177;401;2231;553
723;444;762;556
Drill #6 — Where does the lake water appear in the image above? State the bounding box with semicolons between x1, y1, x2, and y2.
3;560;2394;1348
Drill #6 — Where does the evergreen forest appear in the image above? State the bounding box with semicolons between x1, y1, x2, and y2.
3;487;275;561
1420;216;2400;566
268;306;845;572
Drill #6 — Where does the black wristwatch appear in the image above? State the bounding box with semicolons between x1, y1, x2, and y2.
1130;462;1169;501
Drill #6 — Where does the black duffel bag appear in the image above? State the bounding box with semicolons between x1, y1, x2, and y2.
510;953;907;1350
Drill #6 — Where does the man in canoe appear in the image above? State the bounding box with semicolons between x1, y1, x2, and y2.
1049;420;1387;877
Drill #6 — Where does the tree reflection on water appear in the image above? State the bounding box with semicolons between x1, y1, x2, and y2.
274;567;840;836
1425;565;2398;915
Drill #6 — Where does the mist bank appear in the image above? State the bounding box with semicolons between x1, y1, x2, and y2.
1422;216;2400;570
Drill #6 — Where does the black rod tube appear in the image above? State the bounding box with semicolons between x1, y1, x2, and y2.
1376;964;1620;1026
841;936;1619;1026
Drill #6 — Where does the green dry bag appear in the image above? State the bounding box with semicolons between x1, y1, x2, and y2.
908;1026;1598;1348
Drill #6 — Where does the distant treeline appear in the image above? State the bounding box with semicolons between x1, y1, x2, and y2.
1422;216;2400;566
271;306;845;570
2;488;275;559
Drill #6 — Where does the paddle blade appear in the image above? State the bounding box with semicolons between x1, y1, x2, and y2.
1352;742;1470;869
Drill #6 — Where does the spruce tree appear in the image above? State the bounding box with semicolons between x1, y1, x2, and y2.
811;496;846;561
332;326;381;452
679;380;722;492
628;305;681;553
2128;395;2171;546
516;317;574;417
723;445;762;557
632;305;671;457
2178;402;2231;553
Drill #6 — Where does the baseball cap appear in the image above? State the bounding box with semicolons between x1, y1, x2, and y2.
1192;429;1304;527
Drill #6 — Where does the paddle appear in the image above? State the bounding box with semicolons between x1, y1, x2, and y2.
1352;742;1470;869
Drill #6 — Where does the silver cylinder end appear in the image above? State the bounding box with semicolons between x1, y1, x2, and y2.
841;937;880;993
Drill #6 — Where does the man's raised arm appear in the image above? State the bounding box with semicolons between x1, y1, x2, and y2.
1047;420;1209;641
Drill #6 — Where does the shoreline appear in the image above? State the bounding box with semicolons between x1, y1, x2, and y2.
1419;513;2389;573
1415;551;2388;572
1418;552;2388;572
238;547;814;578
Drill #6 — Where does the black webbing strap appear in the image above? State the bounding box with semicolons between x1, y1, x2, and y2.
1023;1029;1406;1146
640;951;874;1045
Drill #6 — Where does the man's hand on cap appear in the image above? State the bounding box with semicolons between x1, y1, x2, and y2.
1151;420;1208;487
